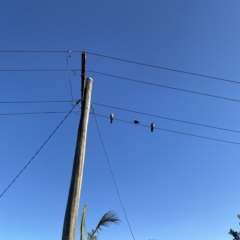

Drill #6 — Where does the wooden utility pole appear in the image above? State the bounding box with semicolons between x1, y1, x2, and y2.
81;52;86;100
62;77;93;240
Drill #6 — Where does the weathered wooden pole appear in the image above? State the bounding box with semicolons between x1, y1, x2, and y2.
81;52;86;100
62;77;93;240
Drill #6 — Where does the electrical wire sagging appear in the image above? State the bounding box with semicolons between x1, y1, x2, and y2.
93;102;240;134
88;70;240;104
93;113;240;146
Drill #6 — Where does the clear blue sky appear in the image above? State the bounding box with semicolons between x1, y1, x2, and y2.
0;1;240;240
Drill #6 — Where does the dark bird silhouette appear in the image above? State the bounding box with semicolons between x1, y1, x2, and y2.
150;122;154;132
133;119;140;124
110;113;114;124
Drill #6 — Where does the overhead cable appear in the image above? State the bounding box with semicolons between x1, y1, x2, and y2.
0;111;80;116
3;98;238;133
65;51;76;101
87;52;240;85
0;100;80;199
93;102;240;134
88;70;240;104
0;69;80;72
1;50;239;85
0;50;82;53
93;113;240;146
92;109;136;240
0;100;73;104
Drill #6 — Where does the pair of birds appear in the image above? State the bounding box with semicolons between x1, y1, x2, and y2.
110;113;155;132
133;120;155;132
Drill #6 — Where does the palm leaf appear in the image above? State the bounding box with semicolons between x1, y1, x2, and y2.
80;205;87;240
88;211;120;240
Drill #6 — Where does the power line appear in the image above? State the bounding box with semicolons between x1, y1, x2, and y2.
0;50;82;53
92;109;136;240
0;69;80;72
0;100;80;199
0;100;73;104
93;102;240;134
1;50;239;86
66;51;76;101
4;100;240;136
2;69;240;104
88;70;240;104
87;52;240;85
92;113;240;146
1;68;238;107
0;111;80;116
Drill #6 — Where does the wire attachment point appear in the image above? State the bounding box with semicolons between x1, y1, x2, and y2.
67;50;72;57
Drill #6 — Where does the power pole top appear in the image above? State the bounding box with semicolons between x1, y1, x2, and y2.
81;52;86;99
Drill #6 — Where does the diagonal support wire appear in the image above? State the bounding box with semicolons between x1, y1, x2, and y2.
0;100;80;199
91;107;136;240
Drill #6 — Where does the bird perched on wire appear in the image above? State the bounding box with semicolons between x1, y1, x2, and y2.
133;119;140;124
110;113;114;124
150;122;154;132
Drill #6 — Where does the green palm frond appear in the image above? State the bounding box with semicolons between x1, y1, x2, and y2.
80;205;87;240
87;211;120;240
87;230;97;240
96;211;121;230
